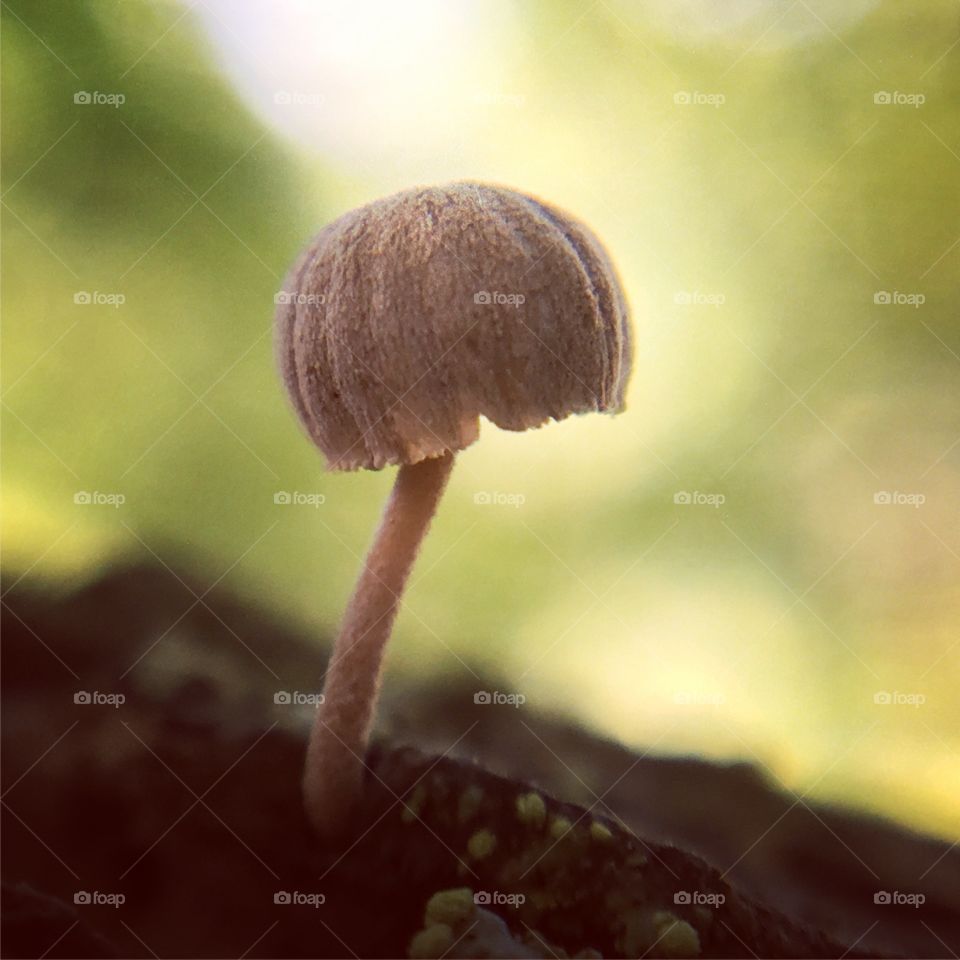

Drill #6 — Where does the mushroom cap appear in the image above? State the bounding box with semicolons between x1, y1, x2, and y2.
275;182;632;471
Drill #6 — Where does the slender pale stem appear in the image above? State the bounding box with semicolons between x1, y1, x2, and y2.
303;452;455;840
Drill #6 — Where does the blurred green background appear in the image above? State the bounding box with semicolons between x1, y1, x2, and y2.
3;0;958;838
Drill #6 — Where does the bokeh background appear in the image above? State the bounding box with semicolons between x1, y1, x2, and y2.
4;0;958;840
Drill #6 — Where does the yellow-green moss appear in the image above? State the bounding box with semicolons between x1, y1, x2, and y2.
589;820;613;843
549;816;573;840
408;923;454;959
652;911;701;958
457;785;484;824
515;791;547;828
467;829;497;860
625;849;648;868
401;784;428;824
425;888;476;928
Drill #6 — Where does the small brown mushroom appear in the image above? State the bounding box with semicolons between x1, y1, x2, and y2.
276;182;632;840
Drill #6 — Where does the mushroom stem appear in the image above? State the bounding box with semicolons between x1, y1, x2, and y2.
304;451;455;840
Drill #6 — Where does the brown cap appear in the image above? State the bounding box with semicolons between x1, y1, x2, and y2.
276;182;632;471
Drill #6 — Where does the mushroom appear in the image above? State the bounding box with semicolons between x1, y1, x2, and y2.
275;182;632;840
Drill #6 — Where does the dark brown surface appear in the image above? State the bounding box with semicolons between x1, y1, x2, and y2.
2;564;957;958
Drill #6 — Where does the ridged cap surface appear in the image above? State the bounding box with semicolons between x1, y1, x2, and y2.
276;182;632;470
